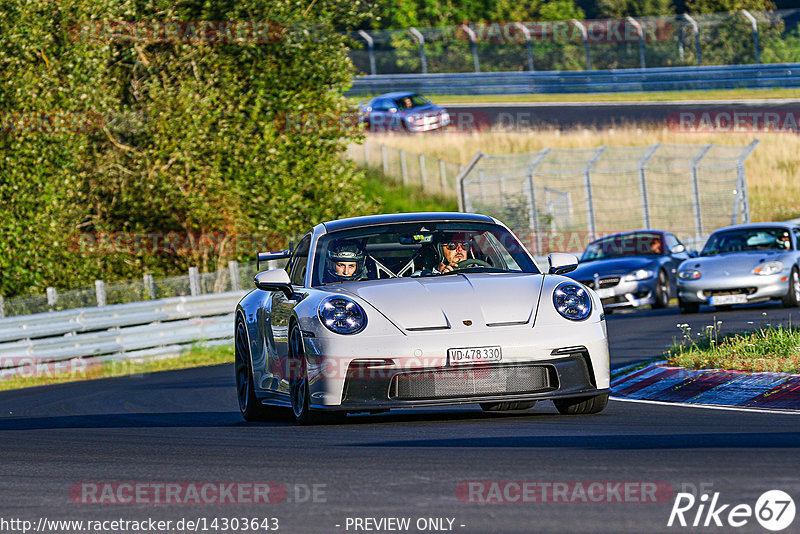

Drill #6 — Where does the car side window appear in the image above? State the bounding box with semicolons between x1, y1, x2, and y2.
372;99;391;111
288;235;311;286
793;228;800;249
664;234;680;252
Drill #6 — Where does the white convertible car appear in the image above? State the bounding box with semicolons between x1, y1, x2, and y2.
235;212;610;424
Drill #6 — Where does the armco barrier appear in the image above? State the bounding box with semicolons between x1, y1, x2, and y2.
0;291;245;372
346;63;800;96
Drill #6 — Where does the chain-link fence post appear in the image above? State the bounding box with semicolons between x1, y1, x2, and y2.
0;295;4;319
419;154;427;188
571;20;592;70
143;274;155;299
357;30;376;75
229;260;241;291
513;22;534;71
46;287;57;308
409;27;427;74
439;159;447;194
95;280;106;307
456;152;484;212
627;17;646;69
525;149;551;255
382;144;388;175
742;10;760;65
400;149;408;185
683;14;701;66
736;138;759;224
583;147;606;240
638;143;660;228
189;267;200;296
691;144;713;241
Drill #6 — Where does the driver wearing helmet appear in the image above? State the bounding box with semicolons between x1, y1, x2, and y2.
325;240;367;283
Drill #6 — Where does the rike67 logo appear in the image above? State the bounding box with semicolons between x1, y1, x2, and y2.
668;490;795;531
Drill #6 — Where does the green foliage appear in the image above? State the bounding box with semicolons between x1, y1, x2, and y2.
360;168;457;213
667;316;800;373
597;0;675;18
0;0;375;298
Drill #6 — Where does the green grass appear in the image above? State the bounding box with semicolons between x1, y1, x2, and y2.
350;88;800;105
0;343;233;392
666;316;800;373
361;168;458;213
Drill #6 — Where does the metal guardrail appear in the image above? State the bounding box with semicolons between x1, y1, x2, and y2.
346;63;800;96
0;291;246;374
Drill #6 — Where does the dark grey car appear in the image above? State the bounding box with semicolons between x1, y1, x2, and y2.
566;231;692;312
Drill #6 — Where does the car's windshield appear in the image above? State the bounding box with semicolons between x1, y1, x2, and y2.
312;222;538;286
701;227;792;256
581;232;664;262
394;94;429;110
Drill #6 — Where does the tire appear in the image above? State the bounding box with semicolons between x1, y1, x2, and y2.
289;324;343;425
553;393;609;415
480;401;536;412
782;267;800;308
235;319;285;422
652;270;670;309
678;299;700;314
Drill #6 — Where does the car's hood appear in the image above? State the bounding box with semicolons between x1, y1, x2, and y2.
681;250;791;274
340;273;543;331
398;104;444;117
568;256;658;280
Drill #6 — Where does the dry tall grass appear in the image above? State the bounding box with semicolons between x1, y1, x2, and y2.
370;129;800;223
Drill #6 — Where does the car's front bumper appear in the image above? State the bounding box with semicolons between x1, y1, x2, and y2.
584;278;658;309
309;351;605;411
678;273;789;304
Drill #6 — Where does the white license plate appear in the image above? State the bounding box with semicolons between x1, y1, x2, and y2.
448;346;502;365
596;288;615;299
710;294;748;306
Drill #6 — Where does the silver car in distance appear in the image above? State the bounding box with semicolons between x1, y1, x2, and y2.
677;222;800;314
235;212;610;424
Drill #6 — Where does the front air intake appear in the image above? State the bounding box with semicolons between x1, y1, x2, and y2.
389;365;552;400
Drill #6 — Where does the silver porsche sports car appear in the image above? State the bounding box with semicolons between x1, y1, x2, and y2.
677;222;800;313
235;212;610;424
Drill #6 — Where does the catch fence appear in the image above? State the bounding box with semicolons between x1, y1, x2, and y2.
348;9;800;75
456;140;759;254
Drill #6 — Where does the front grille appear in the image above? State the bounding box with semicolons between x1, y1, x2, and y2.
702;288;757;297
580;277;621;289
389;365;552;400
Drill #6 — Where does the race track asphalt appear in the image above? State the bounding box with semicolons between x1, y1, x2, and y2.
1;303;799;533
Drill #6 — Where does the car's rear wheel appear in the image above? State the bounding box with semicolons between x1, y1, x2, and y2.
289;324;343;425
235;319;284;422
678;299;699;314
782;267;800;308
652;270;670;309
553;393;608;415
480;401;536;412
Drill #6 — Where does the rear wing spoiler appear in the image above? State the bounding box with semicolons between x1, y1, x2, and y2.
257;242;293;270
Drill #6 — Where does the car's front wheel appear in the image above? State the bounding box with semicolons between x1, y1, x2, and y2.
652;270;670;309
235;319;285;422
553;393;608;415
289;324;343;425
782;267;800;308
480;401;536;412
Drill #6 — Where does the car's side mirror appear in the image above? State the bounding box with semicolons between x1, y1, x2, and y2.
254;269;293;298
548;253;579;275
688;250;699;258
670;244;686;254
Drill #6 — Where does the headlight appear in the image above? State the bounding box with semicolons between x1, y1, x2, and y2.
406;115;417;124
678;269;701;280
754;261;783;276
623;268;655;282
318;297;367;335
441;112;450;121
553;282;592;321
